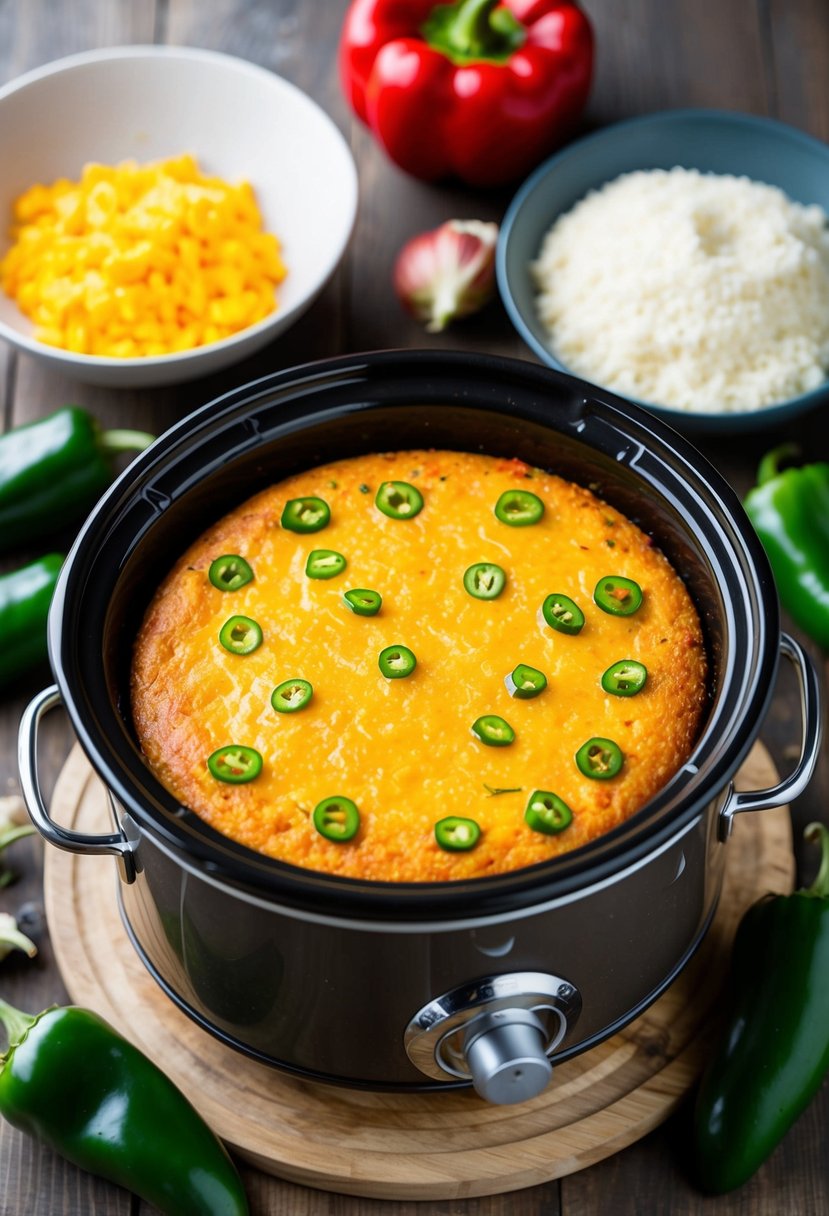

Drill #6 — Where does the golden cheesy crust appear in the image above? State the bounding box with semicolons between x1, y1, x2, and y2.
131;450;707;882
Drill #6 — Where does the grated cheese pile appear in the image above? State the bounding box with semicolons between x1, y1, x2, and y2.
0;154;287;358
532;168;829;413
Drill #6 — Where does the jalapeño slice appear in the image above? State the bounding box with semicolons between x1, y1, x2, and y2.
463;562;506;600
305;549;347;579
281;496;331;533
375;481;424;520
344;588;382;616
378;644;417;679
594;575;643;616
601;660;648;697
471;715;515;747
219;614;263;655
435;815;481;852
494;489;544;527
505;663;547;699
207;745;263;784
524;790;573;835
541;593;585;635
208;554;253;592
271;678;313;713
313;796;360;842
576;737;624;780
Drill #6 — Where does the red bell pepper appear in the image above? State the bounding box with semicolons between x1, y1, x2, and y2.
339;0;593;187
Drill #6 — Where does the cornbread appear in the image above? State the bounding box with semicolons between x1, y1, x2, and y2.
532;168;829;413
131;451;707;882
0;154;286;357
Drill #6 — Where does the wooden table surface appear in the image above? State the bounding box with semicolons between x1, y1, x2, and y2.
1;1;828;1213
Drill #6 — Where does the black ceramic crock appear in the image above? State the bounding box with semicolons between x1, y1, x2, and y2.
19;352;822;1103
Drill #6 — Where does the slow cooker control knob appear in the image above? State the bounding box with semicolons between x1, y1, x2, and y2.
463;1009;552;1105
404;971;582;1104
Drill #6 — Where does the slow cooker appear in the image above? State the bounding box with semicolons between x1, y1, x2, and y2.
19;352;822;1105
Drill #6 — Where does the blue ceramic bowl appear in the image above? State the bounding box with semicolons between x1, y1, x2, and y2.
497;109;829;434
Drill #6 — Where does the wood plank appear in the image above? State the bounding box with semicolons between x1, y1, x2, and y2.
769;0;829;140
557;1089;829;1216
0;0;156;78
585;0;769;120
239;1174;561;1216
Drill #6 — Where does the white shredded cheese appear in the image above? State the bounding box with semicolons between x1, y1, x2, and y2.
531;168;829;413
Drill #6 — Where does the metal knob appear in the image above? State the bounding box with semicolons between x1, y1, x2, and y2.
404;971;582;1104
463;1009;552;1104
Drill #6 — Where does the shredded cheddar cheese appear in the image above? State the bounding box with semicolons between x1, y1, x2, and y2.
0;154;287;358
132;450;708;883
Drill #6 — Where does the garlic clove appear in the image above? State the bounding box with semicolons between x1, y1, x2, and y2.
394;219;499;333
0;796;28;832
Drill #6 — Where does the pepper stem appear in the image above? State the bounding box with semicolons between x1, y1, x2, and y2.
0;997;38;1054
422;0;526;64
99;428;156;456
0;921;37;957
803;822;829;899
757;443;800;487
0;825;35;852
0;825;36;889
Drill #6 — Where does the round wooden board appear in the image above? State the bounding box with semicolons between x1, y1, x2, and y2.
44;743;793;1202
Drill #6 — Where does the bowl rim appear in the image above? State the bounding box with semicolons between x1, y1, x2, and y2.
496;106;829;429
46;349;780;923
0;44;359;372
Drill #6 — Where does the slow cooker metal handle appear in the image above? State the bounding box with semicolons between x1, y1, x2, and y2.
718;633;823;843
18;685;137;883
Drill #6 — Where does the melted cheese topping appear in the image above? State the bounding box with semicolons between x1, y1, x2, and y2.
131;450;707;882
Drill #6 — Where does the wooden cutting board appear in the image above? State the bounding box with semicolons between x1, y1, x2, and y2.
43;743;793;1201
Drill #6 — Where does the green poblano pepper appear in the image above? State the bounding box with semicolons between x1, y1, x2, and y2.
693;822;829;1193
0;407;153;552
0;1000;249;1215
743;445;829;650
0;554;63;689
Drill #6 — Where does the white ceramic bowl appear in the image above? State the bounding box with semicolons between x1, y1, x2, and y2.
0;46;358;387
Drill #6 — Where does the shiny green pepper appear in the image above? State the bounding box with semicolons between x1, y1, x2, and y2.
0;1000;249;1215
743;445;829;649
0;554;63;689
692;822;829;1193
0;407;154;552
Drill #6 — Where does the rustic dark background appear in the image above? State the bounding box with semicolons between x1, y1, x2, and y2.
1;1;827;1213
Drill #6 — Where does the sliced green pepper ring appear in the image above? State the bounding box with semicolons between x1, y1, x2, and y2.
505;663;547;699
524;790;573;835
594;575;643;616
271;678;313;713
207;745;263;784
219;614;263;655
344;588;382;616
601;659;648;697
541;593;585;635
378;644;417;679
375;480;424;519
435;815;481;852
576;736;624;779
305;549;347;579
208;554;254;592
281;496;331;533
313;796;360;842
463;562;506;600
471;714;515;746
494;488;544;526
